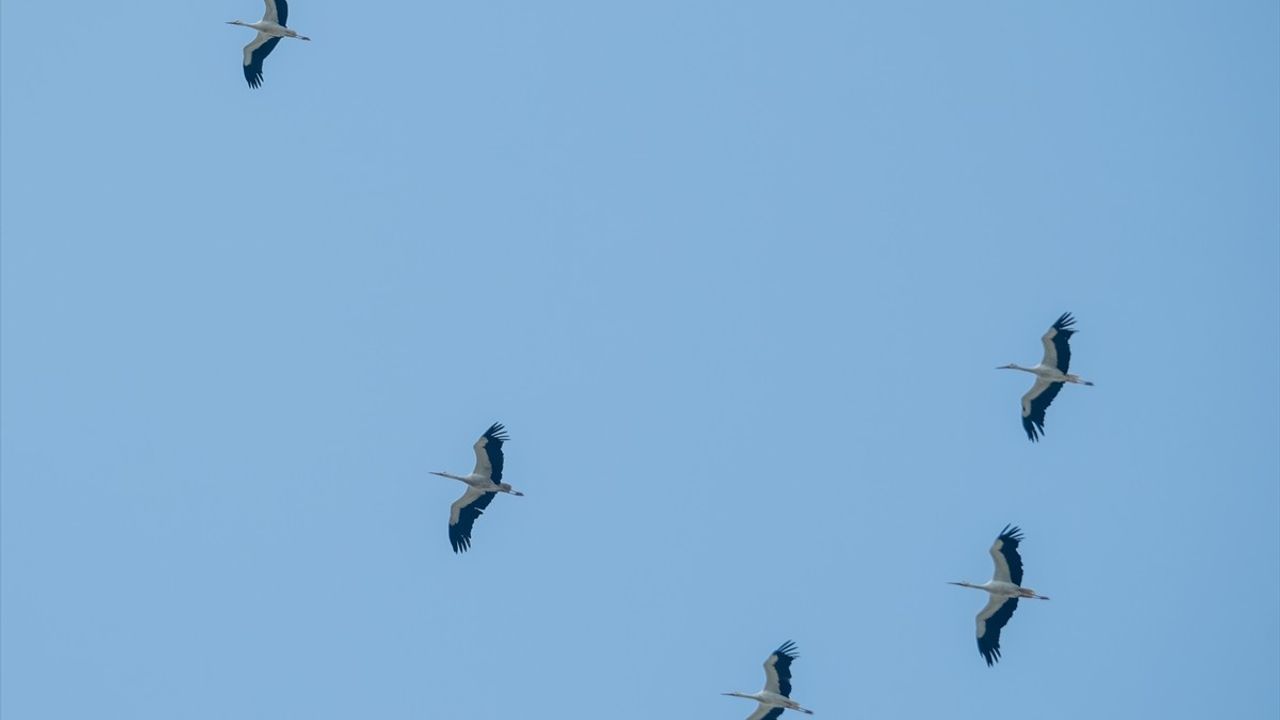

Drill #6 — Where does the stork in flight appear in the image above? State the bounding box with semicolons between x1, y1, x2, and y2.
227;0;310;88
431;423;523;553
949;525;1049;666
998;312;1094;441
722;641;814;718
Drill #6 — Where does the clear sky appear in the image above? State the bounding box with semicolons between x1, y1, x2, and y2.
2;2;1277;718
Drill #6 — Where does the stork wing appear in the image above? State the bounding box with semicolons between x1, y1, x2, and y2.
242;33;280;88
1039;312;1077;374
448;486;497;553
263;0;287;26
976;594;1019;666
1020;378;1063;442
745;705;785;720
471;423;509;482
989;525;1025;585
762;640;799;697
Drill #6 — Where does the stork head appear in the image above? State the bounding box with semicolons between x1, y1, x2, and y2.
996;363;1017;370
226;19;247;26
722;692;753;700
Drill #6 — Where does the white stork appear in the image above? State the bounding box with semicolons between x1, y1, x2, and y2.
949;525;1049;666
722;641;814;718
227;0;310;88
431;423;523;553
998;312;1094;441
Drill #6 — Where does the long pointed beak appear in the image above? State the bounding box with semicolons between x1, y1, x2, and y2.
429;471;448;477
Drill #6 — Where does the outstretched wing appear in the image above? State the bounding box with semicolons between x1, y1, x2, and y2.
242;33;281;88
989;525;1025;586
471;423;509;482
1020;378;1064;442
263;0;288;26
762;640;799;698
448;486;497;553
976;594;1019;666
1039;312;1077;374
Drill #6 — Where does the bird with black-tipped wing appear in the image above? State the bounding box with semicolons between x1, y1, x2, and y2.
722;641;814;718
998;312;1094;441
226;0;310;88
949;526;1050;666
431;423;523;553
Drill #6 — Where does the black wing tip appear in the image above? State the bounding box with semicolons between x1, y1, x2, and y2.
484;422;509;442
1021;416;1043;441
775;640;800;660
977;629;1006;666
449;520;471;552
998;525;1024;543
980;645;1001;666
244;69;263;88
1052;312;1076;331
449;526;473;553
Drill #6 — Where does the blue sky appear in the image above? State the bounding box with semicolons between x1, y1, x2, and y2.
2;1;1277;718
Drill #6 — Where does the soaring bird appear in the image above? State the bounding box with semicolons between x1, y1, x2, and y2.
226;0;311;88
722;641;815;718
998;312;1094;441
949;525;1050;665
431;423;523;553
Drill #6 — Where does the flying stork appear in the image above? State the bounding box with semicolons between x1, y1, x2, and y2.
722;641;814;718
227;0;310;88
431;423;523;553
998;312;1094;441
949;525;1050;666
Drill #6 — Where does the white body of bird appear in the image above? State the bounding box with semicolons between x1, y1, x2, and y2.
431;470;524;495
997;362;1091;386
723;691;814;717
949;579;1049;601
227;20;310;40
